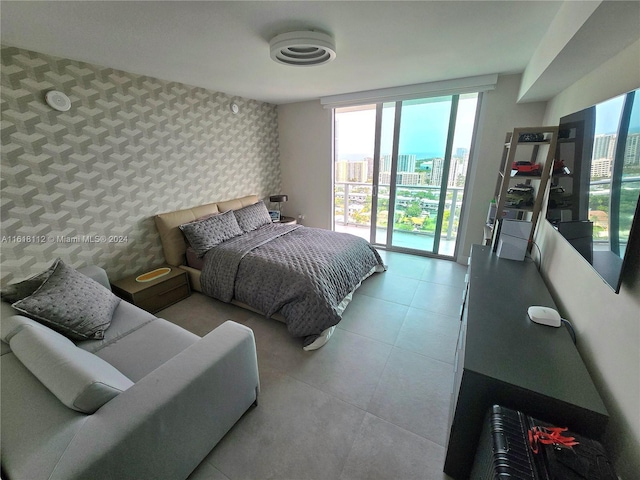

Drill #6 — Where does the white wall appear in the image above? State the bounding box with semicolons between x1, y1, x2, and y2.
458;74;546;262
277;101;332;228
537;39;640;478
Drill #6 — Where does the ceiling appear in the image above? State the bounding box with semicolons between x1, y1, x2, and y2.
1;1;638;105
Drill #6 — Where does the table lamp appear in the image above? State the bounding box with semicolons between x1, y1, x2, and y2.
269;194;288;221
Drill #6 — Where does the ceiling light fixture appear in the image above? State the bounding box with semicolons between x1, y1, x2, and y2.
270;30;336;67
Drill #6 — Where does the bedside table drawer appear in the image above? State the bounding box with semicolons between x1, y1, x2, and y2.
136;282;190;313
134;274;187;302
111;266;191;313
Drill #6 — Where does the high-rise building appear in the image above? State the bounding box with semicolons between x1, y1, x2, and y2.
448;158;466;187
335;161;349;183
380;155;392;173
378;172;425;186
365;157;374;180
593;134;616;160
380;154;417;173
591;158;612;178
624;132;640;166
430;158;444;186
397;154;417;173
347;161;368;182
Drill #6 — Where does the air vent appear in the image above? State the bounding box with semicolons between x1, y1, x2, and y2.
270;31;336;67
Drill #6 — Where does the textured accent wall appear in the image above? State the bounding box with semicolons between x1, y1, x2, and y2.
1;45;281;284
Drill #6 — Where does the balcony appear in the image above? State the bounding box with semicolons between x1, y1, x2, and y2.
334;181;463;257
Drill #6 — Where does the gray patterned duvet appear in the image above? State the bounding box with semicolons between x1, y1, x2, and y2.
200;224;385;347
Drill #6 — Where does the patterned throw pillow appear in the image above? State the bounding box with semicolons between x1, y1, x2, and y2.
12;259;121;341
1;266;57;304
179;210;244;257
233;200;274;233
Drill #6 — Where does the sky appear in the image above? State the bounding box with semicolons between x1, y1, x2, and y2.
594;90;640;135
335;94;478;160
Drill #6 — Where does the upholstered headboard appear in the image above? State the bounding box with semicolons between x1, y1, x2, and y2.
154;195;259;267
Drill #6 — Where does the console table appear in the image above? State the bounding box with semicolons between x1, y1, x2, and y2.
444;245;609;479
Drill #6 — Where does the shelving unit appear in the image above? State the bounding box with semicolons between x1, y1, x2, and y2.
486;126;559;250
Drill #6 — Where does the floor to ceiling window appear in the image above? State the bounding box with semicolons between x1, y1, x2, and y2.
333;93;480;258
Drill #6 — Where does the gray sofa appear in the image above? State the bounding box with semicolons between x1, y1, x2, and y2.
0;265;260;480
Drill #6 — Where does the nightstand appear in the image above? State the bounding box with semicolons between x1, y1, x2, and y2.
111;265;191;313
277;216;297;225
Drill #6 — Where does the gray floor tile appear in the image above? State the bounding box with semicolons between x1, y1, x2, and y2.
206;365;366;480
379;251;430;280
420;260;467;287
158;293;252;337
368;347;454;446
356;271;419;306
410;281;463;318
248;316;394;409
338;293;409;345
340;413;448;480
395;308;460;364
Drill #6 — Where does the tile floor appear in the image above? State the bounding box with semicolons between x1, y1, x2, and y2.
158;250;467;480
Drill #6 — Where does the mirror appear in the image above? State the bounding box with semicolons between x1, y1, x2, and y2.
547;88;640;293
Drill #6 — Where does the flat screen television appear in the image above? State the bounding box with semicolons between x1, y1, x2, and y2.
547;88;640;293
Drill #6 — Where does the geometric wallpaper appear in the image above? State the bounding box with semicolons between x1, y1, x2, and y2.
0;45;281;285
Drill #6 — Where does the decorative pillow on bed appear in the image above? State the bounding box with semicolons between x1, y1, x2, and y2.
11;258;121;341
179;209;243;257
233;200;273;233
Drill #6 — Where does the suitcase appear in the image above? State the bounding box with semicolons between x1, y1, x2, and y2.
470;405;617;480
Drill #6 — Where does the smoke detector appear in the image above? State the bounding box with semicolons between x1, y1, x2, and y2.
270;30;336;67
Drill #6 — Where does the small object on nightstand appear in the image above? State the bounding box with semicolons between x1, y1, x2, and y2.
135;267;172;283
269;210;281;222
111;265;190;313
277;216;297;225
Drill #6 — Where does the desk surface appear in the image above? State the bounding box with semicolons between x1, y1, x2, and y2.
444;245;609;479
465;245;608;416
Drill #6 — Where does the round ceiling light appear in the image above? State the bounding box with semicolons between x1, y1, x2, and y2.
270;30;336;67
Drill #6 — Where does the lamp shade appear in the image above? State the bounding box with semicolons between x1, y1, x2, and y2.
269;195;288;203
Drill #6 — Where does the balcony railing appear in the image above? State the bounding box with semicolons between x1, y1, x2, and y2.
334;181;464;241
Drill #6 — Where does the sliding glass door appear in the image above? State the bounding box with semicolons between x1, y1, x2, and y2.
333;93;479;257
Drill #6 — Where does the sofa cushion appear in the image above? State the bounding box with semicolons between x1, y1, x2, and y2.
12;259;120;341
93;318;199;382
76;300;157;354
233;200;273;233
9;324;134;414
179;210;243;257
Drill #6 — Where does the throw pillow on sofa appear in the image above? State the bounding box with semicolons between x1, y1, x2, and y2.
11;258;121;341
0;263;57;304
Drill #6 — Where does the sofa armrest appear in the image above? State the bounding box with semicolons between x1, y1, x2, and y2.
77;265;111;291
49;321;260;480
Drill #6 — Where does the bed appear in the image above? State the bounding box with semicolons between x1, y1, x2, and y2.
155;195;385;350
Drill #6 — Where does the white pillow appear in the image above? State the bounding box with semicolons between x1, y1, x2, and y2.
9;323;134;414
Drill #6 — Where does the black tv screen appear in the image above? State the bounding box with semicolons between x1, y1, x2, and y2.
547;88;640;293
